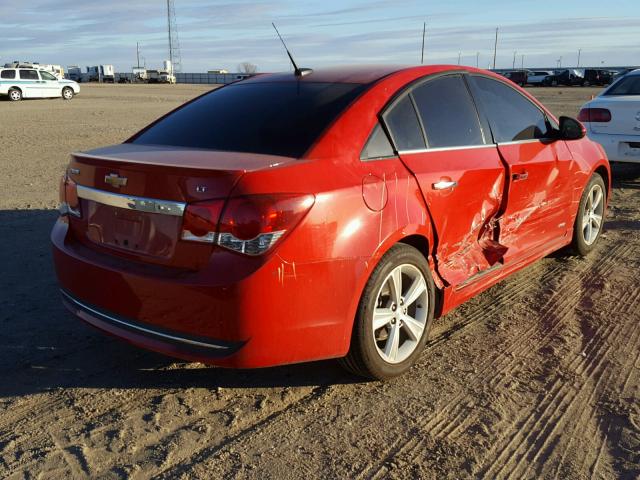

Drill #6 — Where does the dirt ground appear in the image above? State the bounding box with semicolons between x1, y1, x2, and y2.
0;83;639;480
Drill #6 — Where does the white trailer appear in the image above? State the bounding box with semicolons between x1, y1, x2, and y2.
86;65;115;83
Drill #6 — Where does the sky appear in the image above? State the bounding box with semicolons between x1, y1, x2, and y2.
1;0;639;73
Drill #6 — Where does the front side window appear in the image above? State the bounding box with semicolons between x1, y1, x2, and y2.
40;71;57;81
1;70;16;79
19;70;39;80
383;95;426;152
604;76;640;96
412;75;485;149
471;76;551;142
361;123;395;160
131;81;365;158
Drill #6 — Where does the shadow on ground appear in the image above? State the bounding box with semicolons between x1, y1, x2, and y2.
0;210;356;399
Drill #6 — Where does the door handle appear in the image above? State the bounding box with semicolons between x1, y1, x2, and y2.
432;180;458;190
512;171;529;181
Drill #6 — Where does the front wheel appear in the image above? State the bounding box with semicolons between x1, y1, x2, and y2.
62;87;74;100
571;173;606;256
340;244;436;380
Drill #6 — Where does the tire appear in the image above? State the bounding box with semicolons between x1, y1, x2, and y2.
583;80;591;87
571;173;606;256
551;80;558;87
62;87;74;100
340;244;436;380
8;88;22;101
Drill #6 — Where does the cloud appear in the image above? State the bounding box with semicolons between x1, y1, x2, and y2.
1;1;638;72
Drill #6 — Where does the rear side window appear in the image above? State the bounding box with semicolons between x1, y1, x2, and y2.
412;75;485;148
361;123;395;160
383;96;425;151
19;70;39;80
1;70;16;79
604;76;640;96
471;76;551;142
131;82;366;158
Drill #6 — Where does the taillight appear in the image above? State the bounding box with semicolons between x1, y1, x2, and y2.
577;108;611;122
181;194;315;256
181;199;225;243
58;174;81;217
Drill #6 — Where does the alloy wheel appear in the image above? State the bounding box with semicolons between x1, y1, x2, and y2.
372;264;428;364
582;183;604;245
9;90;21;101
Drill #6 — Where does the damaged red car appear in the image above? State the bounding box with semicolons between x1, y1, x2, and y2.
52;65;610;379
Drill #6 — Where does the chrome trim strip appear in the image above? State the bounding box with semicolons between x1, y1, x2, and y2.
455;263;503;290
61;290;229;350
76;185;185;217
497;139;547;146
398;144;496;155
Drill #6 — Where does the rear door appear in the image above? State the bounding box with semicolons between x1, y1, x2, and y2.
18;69;42;97
383;74;507;286
469;75;573;262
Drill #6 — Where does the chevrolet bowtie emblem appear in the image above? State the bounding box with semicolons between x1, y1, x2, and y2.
104;173;128;188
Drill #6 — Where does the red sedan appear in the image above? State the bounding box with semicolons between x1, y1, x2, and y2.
53;65;610;379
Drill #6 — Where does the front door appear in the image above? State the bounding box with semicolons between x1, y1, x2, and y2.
468;75;572;262
382;74;507;287
39;70;61;97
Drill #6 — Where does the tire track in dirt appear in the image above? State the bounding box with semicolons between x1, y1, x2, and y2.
2;383;321;478
436;250;628;443
480;263;640;478
552;286;640;479
152;385;331;479
358;240;631;479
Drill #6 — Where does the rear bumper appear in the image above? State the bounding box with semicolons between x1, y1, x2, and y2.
61;289;244;362
587;130;640;163
51;218;358;368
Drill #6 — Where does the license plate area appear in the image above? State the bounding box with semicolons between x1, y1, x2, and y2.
85;200;181;258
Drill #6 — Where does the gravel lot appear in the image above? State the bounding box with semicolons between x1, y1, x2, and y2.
1;83;639;479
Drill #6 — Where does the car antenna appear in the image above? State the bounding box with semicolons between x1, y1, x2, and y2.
272;22;312;77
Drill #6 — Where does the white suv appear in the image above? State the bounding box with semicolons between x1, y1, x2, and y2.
0;67;80;101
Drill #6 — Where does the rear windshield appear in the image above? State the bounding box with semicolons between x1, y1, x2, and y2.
130;81;366;157
604;76;640;96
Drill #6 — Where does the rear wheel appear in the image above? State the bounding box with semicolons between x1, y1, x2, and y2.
62;87;74;100
340;244;435;380
8;88;22;101
571;173;606;256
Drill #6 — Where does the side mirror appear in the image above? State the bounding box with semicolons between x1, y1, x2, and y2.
558;116;586;140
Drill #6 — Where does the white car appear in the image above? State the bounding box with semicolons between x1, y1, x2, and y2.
0;67;80;101
527;70;555;86
578;69;640;162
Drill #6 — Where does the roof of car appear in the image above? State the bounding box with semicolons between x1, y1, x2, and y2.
240;65;480;85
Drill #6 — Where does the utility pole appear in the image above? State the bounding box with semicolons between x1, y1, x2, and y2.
476;52;480;68
512;50;517;69
521;54;524;70
458;51;462;65
421;21;426;64
492;27;498;70
167;0;173;74
577;49;582;68
136;42;140;68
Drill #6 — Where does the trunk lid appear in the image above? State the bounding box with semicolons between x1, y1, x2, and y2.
590;96;640;135
66;144;294;269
